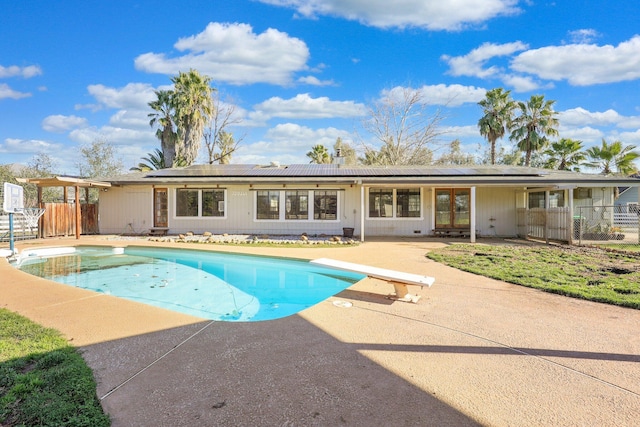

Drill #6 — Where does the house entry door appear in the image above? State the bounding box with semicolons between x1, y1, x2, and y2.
154;188;168;228
435;188;470;228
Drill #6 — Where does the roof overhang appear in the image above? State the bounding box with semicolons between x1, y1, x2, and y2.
17;176;112;188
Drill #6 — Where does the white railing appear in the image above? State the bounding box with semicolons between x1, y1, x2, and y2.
0;214;38;241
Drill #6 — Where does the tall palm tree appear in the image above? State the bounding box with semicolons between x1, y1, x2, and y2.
509;95;559;166
586;138;640;175
477;88;516;165
171;69;214;165
544;138;586;171
306;144;331;164
148;90;178;167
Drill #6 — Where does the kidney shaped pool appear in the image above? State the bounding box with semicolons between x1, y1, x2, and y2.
11;246;365;322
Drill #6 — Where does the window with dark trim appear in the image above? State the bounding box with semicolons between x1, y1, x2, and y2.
176;189;225;217
203;190;225;217
396;189;421;217
256;190;280;219
285;190;309;220
314;191;337;220
368;188;421;218
255;190;339;221
176;189;199;217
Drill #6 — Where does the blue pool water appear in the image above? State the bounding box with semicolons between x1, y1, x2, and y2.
12;246;365;322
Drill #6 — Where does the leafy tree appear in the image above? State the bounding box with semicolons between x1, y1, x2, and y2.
509;95;559;166
203;91;243;164
478;88;516;165
148;90;179;167
360;87;443;165
171;69;214;165
586;138;640;175
543;138;586;171
21;153;61;205
332;137;357;165
434;140;476;165
77;139;124;179
306;144;331;164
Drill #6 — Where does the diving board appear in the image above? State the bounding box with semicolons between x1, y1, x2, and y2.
310;258;434;303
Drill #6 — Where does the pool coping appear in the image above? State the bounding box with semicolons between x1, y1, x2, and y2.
2;236;640;426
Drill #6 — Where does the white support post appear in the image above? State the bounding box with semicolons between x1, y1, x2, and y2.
544;190;550;244
360;184;365;242
568;188;574;245
470;186;476;243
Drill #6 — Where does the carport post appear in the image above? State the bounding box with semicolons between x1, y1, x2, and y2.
75;185;81;239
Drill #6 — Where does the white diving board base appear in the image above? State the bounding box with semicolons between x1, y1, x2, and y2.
310;258;434;303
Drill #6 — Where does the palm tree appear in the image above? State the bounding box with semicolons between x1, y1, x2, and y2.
544;138;586;171
586;138;640;175
217;131;235;164
130;149;187;171
306;144;331;164
171;69;214;165
478;88;516;165
148;90;178;167
509;95;559;166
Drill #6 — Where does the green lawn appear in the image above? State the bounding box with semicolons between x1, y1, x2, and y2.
427;244;640;309
0;309;109;427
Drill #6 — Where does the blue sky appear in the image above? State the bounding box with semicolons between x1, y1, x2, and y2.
2;0;640;173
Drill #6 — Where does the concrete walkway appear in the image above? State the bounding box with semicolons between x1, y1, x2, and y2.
1;236;639;426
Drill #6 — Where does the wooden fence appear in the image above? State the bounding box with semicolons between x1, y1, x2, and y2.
40;203;99;237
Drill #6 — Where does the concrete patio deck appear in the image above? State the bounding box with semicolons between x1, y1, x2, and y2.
1;236;639;426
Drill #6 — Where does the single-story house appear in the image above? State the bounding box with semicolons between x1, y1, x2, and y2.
99;164;640;243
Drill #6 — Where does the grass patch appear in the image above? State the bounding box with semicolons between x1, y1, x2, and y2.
0;309;109;427
427;244;640;309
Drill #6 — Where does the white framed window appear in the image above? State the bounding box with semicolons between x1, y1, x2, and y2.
254;190;339;221
176;188;226;218
367;188;422;219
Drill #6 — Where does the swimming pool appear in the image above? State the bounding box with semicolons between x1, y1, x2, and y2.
11;246;365;322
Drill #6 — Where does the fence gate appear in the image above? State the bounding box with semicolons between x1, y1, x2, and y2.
41;202;99;237
517;207;571;243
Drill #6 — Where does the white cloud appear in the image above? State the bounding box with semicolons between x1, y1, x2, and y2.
259;0;520;31
566;29;599;44
442;41;528;78
559;107;640;129
500;74;546;92
250;93;366;123
0;138;61;154
441;125;481;138
108;110;151;129
511;35;640;86
42;115;89;133
86;83;157;110
68;126;156;147
134;22;310;86
419;84;486;106
615;129;640;145
235;123;353;164
381;84;486;106
557;126;604;143
0;65;42;79
297;76;336;86
0;83;31;100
